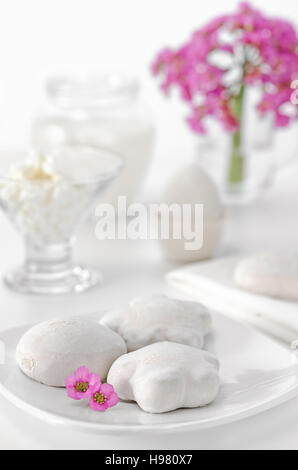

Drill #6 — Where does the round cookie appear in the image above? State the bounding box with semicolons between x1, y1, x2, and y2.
16;319;127;387
108;341;220;414
234;253;298;301
100;295;212;352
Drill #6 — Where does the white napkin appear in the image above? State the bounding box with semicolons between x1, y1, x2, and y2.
166;256;298;344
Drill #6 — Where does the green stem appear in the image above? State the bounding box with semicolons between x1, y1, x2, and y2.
228;84;245;186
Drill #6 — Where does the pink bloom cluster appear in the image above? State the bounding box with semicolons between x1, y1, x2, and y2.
66;366;119;412
152;2;298;133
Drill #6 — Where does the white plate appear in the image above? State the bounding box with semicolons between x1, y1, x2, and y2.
0;313;298;435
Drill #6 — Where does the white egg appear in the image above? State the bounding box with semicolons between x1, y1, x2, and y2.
108;341;220;414
159;164;224;262
16;319;127;387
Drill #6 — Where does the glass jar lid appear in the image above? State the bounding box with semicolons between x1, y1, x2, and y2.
47;73;140;111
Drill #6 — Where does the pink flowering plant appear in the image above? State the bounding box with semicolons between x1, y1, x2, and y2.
152;2;298;184
90;382;119;412
66;366;100;400
66;366;119;412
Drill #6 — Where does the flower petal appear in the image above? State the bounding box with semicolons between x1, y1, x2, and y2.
65;375;76;388
100;383;114;397
107;392;119;408
89;373;101;391
74;366;90;382
66;387;83;401
90;399;109;412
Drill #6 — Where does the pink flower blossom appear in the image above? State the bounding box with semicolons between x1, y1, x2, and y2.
201;15;231;35
187;108;207;134
258;89;293;114
65;366;101;401
275;112;291;127
187;64;225;94
89;383;119;412
151;48;174;76
152;2;298;135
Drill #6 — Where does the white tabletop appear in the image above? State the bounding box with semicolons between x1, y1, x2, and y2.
0;164;298;450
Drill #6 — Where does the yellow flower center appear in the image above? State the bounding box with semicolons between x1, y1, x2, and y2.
93;392;107;404
75;382;89;393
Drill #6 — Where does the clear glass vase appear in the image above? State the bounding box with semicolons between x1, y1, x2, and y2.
197;88;277;205
0;146;122;295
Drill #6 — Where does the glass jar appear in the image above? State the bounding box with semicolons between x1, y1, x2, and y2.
195;86;296;205
31;73;155;207
196;113;274;205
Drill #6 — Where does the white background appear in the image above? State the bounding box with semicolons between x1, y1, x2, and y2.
0;0;297;179
0;0;298;450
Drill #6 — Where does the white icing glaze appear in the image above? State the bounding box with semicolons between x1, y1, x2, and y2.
108;341;220;414
234;253;298;301
100;295;212;352
16;319;127;387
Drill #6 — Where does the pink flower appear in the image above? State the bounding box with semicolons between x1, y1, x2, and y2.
90;383;119;412
65;366;101;401
275;112;291;127
151;48;174;75
187;64;225;94
152;2;298;135
187;108;206;134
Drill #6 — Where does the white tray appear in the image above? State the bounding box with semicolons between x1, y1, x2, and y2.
0;313;298;435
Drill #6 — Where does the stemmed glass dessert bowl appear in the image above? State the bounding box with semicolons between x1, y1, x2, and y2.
0;145;122;295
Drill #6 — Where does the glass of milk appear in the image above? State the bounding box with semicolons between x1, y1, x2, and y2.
0;145;122;295
31;73;155;208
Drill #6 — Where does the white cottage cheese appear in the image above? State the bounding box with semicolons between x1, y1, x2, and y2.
0;154;96;245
